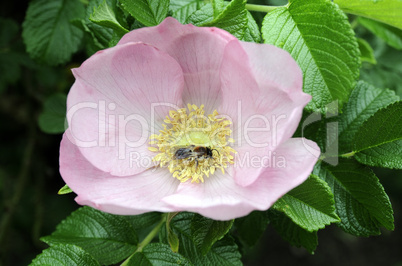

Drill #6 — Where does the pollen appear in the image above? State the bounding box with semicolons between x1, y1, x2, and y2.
148;104;236;183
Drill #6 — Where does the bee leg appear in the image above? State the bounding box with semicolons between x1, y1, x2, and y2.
212;149;220;157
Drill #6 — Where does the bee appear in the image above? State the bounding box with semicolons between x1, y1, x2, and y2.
174;145;219;167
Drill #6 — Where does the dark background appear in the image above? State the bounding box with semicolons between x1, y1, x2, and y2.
1;0;401;265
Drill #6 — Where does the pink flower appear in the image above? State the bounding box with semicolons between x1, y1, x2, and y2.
60;17;320;220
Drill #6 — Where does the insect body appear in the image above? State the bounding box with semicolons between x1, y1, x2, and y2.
174;145;219;167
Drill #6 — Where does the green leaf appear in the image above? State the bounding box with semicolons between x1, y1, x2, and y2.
188;0;248;39
120;0;170;26
241;11;261;43
186;4;214;25
234;211;269;247
359;43;402;98
358;17;402;50
22;0;85;65
31;244;100;266
268;210;318;254
166;212;180;253
212;0;224;18
84;0;115;52
127;243;192;266
295;107;340;163
353;101;402;168
170;0;205;24
313;160;394;236
89;0;129;36
357;38;376;64
355;140;402;169
166;213;242;266
72;19;108;55
191;214;234;255
273;175;340;232
58;184;73;195
354;101;402;152
41;206;138;265
339;81;399;153
334;0;402;30
262;0;360;111
126;212;163;230
203;0;247;40
38;93;67;134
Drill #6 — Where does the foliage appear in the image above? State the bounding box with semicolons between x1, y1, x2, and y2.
1;0;401;265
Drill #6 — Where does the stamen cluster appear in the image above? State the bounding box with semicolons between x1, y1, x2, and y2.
149;104;236;183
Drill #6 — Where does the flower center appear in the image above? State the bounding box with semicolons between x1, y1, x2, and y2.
148;104;236;183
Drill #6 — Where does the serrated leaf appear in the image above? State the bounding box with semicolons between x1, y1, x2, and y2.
357;38;376;64
334;0;402;30
83;0;116;53
353;101;402;168
127;243;192;266
170;0;205;24
212;0;224;18
273;175;340;232
268;210;318;254
203;0;247;39
31;244;100;266
234;211;269;247
354;101;402;152
188;0;248;39
22;0;85;65
191;214;234;255
339;81;399;153
355;140;402;169
126;212;163;230
186;4;214;25
241;11;261;43
120;0;170;26
89;0;129;36
166;213;242;266
313;160;394;236
262;0;360;111
38;93;67;134
294;107;340;165
58;184;73;195
41;206;138;265
358;17;402;50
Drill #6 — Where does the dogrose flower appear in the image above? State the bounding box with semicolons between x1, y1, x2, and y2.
60;17;320;220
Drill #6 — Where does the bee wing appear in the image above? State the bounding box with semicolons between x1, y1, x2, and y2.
173;146;196;159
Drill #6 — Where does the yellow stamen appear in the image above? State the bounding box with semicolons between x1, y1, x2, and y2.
148;104;236;183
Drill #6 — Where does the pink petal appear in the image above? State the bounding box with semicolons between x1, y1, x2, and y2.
118;17;236;113
162;138;320;220
217;40;311;187
60;133;179;215
240;41;304;96
67;42;184;176
240;41;312;142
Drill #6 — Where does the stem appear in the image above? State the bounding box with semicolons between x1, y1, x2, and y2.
341;151;356;158
245;3;282;13
350;18;359;29
121;214;167;265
